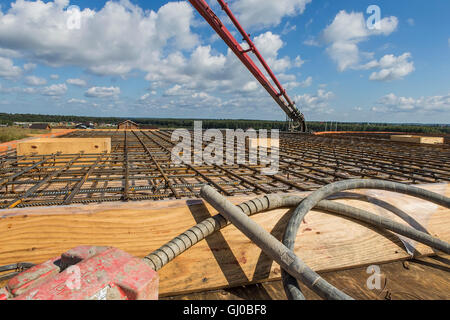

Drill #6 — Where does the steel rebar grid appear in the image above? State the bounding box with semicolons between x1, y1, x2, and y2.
0;130;448;208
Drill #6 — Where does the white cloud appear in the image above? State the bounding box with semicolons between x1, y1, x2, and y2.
371;93;450;113
140;93;151;101
231;0;312;29
0;0;198;76
67;78;87;87
294;55;305;68
23;63;36;72
303;37;319;46
42;83;67;96
164;84;187;96
253;32;292;72
68;98;87;104
0;84;36;94
294;89;334;114
284;76;312;89
0;1;305;119
299;76;312;87
0;56;22;79
242;81;259;93
25;75;47;86
50;74;59;80
0;48;21;58
323;10;398;71
282;21;296;35
367;53;415;81
85;86;120;98
146;31;296;94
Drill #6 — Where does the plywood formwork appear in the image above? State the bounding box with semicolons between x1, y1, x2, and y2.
0;184;448;296
16;138;111;156
163;254;450;300
391;135;444;144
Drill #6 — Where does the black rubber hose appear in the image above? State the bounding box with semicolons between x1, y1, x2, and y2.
282;179;450;300
142;180;450;300
0;263;35;282
200;186;354;300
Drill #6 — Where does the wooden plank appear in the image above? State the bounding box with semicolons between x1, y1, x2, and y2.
0;129;76;153
248;138;279;149
163;254;450;300
390;135;444;144
0;184;448;296
17;138;111;156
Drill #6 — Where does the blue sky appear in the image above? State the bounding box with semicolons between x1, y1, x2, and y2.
0;0;448;123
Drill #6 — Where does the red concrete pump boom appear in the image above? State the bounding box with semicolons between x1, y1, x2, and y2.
188;0;307;132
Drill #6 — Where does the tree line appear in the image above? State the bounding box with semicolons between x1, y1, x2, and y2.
0;113;448;134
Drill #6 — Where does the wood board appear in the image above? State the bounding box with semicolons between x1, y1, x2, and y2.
0;184;448;296
390;135;444;144
164;254;450;300
17;138;111;156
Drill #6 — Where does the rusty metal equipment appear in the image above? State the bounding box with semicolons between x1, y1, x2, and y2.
1;246;159;300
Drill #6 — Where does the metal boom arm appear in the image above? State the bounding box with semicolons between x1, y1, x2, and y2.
188;0;307;132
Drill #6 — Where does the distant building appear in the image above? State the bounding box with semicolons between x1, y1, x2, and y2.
118;120;139;130
30;123;51;130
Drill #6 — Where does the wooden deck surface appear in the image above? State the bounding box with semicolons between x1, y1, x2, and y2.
1;184;449;296
164;254;450;300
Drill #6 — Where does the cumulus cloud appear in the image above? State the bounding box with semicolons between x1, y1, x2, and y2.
231;0;312;29
367;53;415;81
67;78;87;87
0;56;22;78
0;1;309;119
0;84;36;94
294;89;334;114
23;63;36;72
25;75;47;86
85;86;120;98
42;83;68;96
67;98;87;104
284;76;312;89
146;31;299;95
371;93;450;113
253;32;291;72
303;37;320;46
50;74;59;80
294;55;305;68
322;10;398;71
0;0;198;76
299;76;313;87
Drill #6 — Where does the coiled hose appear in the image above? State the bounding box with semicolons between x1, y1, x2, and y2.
143;179;450;300
4;181;448;299
281;179;450;300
